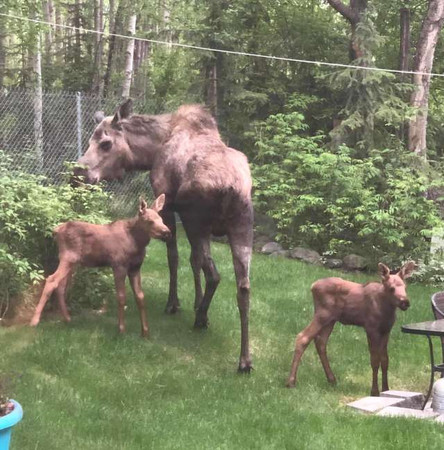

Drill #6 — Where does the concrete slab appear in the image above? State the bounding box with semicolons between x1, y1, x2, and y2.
380;390;425;409
347;396;404;414
377;406;439;419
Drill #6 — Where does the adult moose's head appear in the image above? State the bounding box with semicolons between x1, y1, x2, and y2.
74;99;134;184
73;99;167;184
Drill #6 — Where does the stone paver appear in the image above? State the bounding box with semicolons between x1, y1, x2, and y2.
380;390;425;409
347;396;404;414
377;406;439;419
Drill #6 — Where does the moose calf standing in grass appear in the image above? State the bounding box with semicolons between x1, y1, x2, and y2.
30;195;171;336
287;261;416;396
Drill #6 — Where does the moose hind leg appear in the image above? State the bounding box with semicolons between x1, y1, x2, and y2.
287;317;327;387
30;262;73;326
315;321;336;384
194;239;220;329
55;267;74;323
229;232;253;373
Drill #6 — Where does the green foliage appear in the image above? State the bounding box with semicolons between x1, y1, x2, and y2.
0;154;112;314
252;107;443;266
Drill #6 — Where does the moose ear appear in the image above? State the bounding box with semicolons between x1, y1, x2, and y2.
111;98;133;128
139;196;148;214
399;261;416;279
94;111;105;124
150;194;166;212
378;263;390;280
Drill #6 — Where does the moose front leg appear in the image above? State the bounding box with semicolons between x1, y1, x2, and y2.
162;211;180;314
367;332;382;396
380;333;390;392
113;266;128;334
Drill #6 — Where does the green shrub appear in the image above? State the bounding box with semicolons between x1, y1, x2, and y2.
252;110;443;266
0;153;113;316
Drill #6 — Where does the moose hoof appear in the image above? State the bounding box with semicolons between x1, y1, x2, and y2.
29;317;40;327
193;317;209;329
286;379;296;388
238;360;253;374
370;390;380;397
165;303;180;314
327;377;337;386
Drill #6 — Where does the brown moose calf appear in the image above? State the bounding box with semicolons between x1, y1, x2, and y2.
30;195;171;336
286;261;416;396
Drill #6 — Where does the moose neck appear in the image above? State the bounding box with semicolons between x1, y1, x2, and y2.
126;217;152;248
122;113;172;170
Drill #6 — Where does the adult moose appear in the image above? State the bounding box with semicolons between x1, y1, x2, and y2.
74;100;253;372
286;261;416;396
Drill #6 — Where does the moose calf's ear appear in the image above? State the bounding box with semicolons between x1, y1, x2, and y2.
94;111;105;124
378;263;390;280
151;194;166;212
139;197;148;213
399;261;416;279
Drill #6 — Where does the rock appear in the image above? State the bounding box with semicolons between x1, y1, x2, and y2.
253;234;271;252
261;242;283;254
288;247;321;265
269;250;289;258
254;212;278;240
324;258;343;269
343;254;368;271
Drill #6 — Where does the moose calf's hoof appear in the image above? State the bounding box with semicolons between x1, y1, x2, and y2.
286;379;296;388
238;360;253;374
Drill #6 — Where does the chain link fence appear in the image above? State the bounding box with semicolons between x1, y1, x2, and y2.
0;88;153;217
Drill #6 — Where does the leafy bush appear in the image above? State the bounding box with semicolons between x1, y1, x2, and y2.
252;109;443;266
0;153;113;316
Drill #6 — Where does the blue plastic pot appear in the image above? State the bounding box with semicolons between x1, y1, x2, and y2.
0;401;23;450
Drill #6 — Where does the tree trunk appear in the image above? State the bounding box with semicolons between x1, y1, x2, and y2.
74;0;81;66
92;0;104;95
42;1;54;66
104;0;120;97
121;14;137;99
408;0;444;156
0;6;7;88
326;0;368;61
32;31;44;173
399;6;410;75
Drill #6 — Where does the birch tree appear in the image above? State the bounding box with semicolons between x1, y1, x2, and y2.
121;14;136;99
408;0;444;155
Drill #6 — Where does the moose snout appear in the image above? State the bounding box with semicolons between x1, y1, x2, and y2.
161;229;172;242
399;298;410;311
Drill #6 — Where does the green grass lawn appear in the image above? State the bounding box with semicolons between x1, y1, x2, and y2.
1;231;443;449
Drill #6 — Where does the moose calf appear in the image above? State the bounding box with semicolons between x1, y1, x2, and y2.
30;195;171;337
286;261;416;396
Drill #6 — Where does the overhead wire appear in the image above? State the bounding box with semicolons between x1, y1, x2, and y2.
1;12;444;79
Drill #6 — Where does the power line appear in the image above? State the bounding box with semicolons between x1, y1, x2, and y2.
2;12;444;79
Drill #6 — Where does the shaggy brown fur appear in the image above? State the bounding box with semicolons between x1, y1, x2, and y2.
74;101;254;372
286;262;416;396
30;195;171;337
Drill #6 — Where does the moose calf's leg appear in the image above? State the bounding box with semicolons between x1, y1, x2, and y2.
129;269;149;338
380;333;390;392
367;333;382;396
113;267;128;334
287;318;326;387
314;322;336;384
30;262;73;327
55;270;73;323
189;242;204;311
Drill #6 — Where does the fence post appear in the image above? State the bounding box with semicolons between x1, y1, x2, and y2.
76;91;82;158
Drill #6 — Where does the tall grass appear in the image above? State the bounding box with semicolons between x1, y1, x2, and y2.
1;232;442;449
